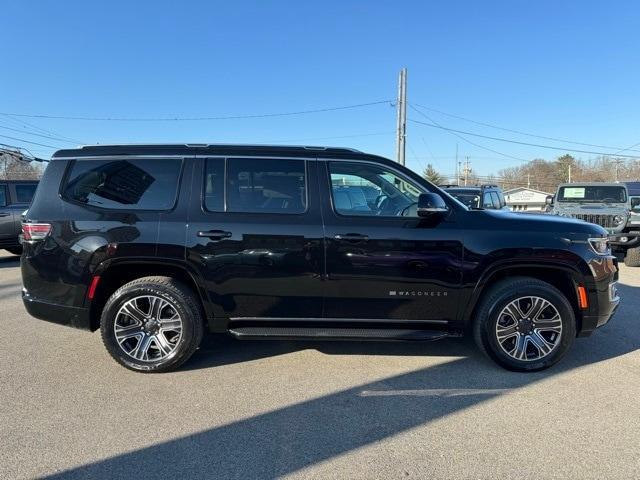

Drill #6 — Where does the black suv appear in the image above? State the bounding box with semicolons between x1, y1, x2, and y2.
0;180;38;255
440;184;507;210
21;145;619;373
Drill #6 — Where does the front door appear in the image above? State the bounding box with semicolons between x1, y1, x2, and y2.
187;156;325;322
319;159;463;323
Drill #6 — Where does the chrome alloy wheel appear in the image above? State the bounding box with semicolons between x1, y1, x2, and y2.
495;296;563;361
114;295;183;362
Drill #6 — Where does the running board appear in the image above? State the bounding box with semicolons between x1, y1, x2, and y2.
228;327;449;341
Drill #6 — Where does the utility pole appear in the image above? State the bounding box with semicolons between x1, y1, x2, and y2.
613;158;623;181
463;156;471;186
454;143;459;185
568;164;572;183
527;173;530;188
395;68;407;165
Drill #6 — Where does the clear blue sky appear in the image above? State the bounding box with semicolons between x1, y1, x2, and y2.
1;1;639;177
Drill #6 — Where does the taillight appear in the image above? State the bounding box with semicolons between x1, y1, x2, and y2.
22;223;52;241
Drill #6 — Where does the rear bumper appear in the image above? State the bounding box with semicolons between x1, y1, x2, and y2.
22;289;92;331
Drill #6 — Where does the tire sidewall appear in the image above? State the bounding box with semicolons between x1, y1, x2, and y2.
480;283;575;371
101;283;198;372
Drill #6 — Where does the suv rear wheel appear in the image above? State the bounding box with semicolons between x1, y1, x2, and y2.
473;277;576;371
100;276;204;372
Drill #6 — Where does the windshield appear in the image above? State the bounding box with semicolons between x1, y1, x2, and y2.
557;185;627;203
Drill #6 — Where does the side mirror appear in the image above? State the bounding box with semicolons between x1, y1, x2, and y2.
417;192;449;217
545;195;554;205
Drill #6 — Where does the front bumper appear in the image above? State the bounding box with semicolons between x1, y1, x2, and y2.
22;289;92;331
578;257;620;336
609;231;640;248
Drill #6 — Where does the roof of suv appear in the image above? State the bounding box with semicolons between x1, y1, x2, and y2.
51;144;386;161
440;185;500;191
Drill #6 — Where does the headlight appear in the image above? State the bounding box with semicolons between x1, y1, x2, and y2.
588;237;610;255
613;215;625;226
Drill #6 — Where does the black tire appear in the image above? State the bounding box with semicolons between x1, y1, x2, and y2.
473;277;576;372
5;246;22;256
100;276;204;373
624;246;640;267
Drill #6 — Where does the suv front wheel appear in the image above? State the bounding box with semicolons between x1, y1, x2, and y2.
473;277;576;371
100;276;204;372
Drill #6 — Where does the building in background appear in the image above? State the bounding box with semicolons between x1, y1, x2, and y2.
503;187;552;212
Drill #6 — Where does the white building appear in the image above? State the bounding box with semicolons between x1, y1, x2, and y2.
503;187;552;212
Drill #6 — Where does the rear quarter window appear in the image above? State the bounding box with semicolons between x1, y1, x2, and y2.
62;158;182;210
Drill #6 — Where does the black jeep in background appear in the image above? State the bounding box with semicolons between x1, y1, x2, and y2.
20;145;619;373
0;180;38;255
440;184;508;210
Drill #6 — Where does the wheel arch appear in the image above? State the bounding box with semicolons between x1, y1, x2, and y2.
87;258;212;331
463;260;588;335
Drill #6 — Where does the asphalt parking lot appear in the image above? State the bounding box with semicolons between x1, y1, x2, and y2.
0;251;638;480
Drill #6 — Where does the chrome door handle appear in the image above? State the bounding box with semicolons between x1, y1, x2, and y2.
197;230;232;240
334;233;369;242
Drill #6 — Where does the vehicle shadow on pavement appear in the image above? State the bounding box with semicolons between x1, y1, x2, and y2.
0;255;20;269
46;283;639;480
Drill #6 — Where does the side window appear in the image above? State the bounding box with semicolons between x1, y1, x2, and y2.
226;158;306;214
0;186;6;207
482;192;494;209
204;158;225;212
496;191;506;208
15;184;37;204
63;158;182;210
329;162;423;217
490;192;501;209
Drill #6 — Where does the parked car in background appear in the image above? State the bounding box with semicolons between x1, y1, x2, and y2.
439;184;508;210
548;182;639;266
0;180;38;255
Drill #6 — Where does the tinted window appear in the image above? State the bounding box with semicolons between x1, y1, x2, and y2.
496;191;506;208
482;192;494;208
329;162;423;217
446;190;480;208
204;158;225;212
63;158;182;210
0;186;6;207
15;184;37;204
490;192;501;209
226;158;306;214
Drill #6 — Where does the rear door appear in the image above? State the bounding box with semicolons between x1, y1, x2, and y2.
0;184;14;241
186;155;325;323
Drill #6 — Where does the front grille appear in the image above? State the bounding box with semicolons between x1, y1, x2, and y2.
571;214;616;228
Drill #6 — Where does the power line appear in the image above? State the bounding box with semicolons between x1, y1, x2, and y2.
0;100;393;122
0;134;60;149
408;104;529;162
409;115;640;159
411;103;640;153
0;114;84;144
269;131;395;143
0;123;76;145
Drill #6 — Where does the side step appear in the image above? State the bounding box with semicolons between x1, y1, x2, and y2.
228;327;449;341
